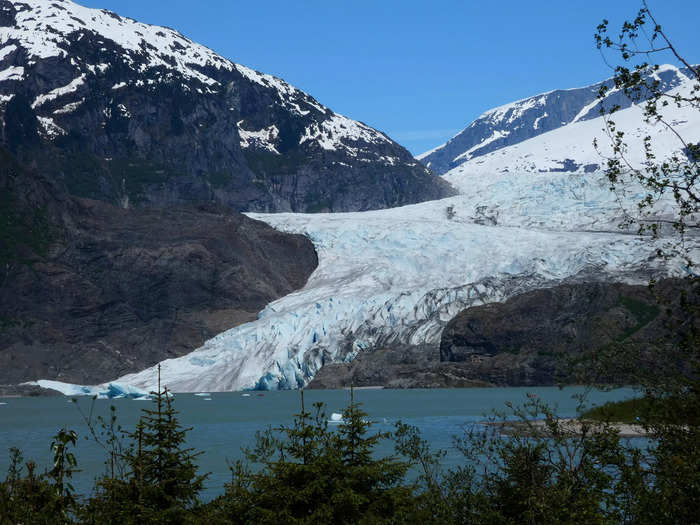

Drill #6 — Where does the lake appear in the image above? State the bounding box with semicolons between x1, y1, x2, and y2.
0;386;636;499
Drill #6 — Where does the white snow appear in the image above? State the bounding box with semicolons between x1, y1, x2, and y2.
0;65;24;81
482;92;547;125
453;129;510;163
37;116;66;138
571;97;604;124
116;103;130;118
378;155;398;166
237;121;280;154
32;74;86;108
533;112;548;130
53;100;83;114
0;44;17;60
300;113;392;152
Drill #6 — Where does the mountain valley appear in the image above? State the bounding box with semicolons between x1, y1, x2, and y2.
0;0;697;396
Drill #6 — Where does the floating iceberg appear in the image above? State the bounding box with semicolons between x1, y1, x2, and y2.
28;380;150;399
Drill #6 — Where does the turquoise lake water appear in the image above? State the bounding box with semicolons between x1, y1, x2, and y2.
0;386;636;499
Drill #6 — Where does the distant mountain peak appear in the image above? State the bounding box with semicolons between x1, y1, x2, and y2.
439;67;698;193
419;65;692;175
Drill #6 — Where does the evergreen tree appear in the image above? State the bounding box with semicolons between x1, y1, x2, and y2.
83;367;206;524
212;389;413;524
0;430;79;525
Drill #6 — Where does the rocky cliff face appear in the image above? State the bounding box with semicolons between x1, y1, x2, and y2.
0;0;452;213
0;148;318;387
439;280;691;386
306;344;492;389
419;66;693;175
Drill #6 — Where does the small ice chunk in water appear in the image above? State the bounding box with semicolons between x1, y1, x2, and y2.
330;412;343;422
194;393;210;397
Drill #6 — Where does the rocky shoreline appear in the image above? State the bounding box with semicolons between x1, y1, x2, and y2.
484;418;651;438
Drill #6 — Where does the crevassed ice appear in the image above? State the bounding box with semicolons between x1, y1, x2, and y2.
109;168;696;393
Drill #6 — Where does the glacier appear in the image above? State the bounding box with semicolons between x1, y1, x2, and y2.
88;166;695;394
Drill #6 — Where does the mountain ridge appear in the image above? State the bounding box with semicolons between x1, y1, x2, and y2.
419;65;695;175
0;0;453;212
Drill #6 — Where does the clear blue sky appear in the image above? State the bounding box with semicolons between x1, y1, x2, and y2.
79;0;699;155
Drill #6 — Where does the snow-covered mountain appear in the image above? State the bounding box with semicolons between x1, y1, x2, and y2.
0;0;452;211
441;67;699;190
419;65;696;175
19;20;697;395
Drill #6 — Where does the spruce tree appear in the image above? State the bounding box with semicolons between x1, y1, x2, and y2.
214;389;413;524
83;366;206;524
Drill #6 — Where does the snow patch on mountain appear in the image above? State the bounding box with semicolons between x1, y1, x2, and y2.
0;65;22;81
485;94;545;126
300;113;393;153
37;116;66;138
31;74;86;108
454;129;510;163
237;122;280;154
0;44;16;60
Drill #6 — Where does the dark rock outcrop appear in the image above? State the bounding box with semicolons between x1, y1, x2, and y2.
305;344;492;389
439;280;693;386
0;0;453;212
0;149;318;386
